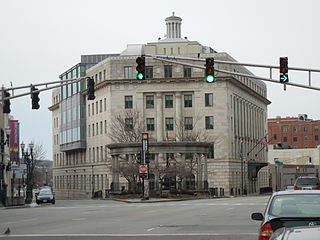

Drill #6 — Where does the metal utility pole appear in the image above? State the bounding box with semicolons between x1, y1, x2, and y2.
139;133;149;200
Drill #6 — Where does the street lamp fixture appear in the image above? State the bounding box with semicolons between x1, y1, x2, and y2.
21;141;34;204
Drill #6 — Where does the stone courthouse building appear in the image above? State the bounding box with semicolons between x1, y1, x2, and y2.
50;14;270;199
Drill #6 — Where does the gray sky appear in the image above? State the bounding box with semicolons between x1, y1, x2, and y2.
1;0;319;159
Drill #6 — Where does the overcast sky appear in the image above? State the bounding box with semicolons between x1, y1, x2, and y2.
1;0;319;159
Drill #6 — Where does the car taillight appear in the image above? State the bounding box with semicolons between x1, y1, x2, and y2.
294;186;298;190
259;223;273;240
316;186;320;190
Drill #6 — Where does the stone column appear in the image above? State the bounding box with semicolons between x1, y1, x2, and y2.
181;153;187;190
111;155;120;192
154;153;160;191
175;92;182;141
156;92;163;141
203;154;208;189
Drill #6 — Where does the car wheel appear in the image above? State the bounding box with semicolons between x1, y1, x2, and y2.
52;201;55;204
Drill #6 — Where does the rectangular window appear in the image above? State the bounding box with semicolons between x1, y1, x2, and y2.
103;69;106;80
125;96;133;109
184;117;193;130
184;94;192;107
105;120;107;134
91;103;94;115
205;93;213;107
99;72;102;82
304;136;309;141
164;65;172;78
104;98;106;111
283;136;288;142
165;118;174;131
205;116;214;129
208;144;214;159
314;126;319;132
100;100;102;113
100;121;103;134
146;95;154;109
273;134;277;140
92;124;95;136
293;136;298;142
88;104;91;117
88;125;91;137
165;95;173;108
282;127;288;133
315;135;319;141
96;101;98;114
145;66;153;79
146;118;155;131
124;66;133;79
184;67;191;78
304;126;308;132
125;118;133;130
96;123;98;135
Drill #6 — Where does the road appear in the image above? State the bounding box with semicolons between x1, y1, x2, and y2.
0;195;269;240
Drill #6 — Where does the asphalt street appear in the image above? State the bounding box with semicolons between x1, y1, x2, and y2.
0;195;270;240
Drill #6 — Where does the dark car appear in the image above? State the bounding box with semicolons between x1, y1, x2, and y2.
293;176;320;190
270;226;320;240
251;190;320;240
36;189;55;204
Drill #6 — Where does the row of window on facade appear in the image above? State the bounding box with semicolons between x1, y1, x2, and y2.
281;125;320;133
88;98;107;116
54;150;87;167
54;174;108;191
274;134;320;142
125;93;213;109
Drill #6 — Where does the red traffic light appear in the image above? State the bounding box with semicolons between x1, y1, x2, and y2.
279;57;288;74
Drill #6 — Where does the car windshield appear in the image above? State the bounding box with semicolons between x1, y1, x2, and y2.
39;190;52;196
295;178;319;185
269;194;320;217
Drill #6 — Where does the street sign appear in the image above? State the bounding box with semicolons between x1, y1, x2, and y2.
139;165;148;174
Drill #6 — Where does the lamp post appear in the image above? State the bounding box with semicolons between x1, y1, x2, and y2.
21;141;34;204
0;127;11;206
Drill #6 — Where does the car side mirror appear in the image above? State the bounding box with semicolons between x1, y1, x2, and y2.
251;212;264;221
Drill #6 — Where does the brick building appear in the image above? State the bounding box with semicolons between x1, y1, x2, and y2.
268;114;320;149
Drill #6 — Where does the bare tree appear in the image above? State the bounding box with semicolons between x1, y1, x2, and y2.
110;109;145;143
118;155;140;193
31;142;48;187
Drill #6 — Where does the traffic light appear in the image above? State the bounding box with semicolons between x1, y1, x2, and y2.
2;91;11;113
136;56;145;80
136;151;142;164
145;151;150;164
31;86;40;110
279;57;289;83
87;77;95;100
205;58;215;83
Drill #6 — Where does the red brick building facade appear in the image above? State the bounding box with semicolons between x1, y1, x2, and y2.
268;114;320;148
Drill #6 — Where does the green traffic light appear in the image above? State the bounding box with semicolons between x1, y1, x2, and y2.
136;73;144;80
206;75;215;83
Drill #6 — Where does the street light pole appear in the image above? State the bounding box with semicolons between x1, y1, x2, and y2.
21;141;34;204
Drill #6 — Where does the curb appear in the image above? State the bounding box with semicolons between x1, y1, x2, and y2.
106;197;211;203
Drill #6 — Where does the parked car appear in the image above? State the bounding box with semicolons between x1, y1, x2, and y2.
270;226;320;240
251;190;320;240
285;185;294;190
294;176;320;190
36;189;55;204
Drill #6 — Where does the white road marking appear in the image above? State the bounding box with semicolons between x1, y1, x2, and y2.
147;228;155;231
71;218;86;221
5;218;37;225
